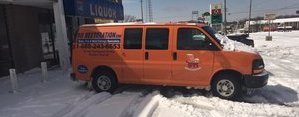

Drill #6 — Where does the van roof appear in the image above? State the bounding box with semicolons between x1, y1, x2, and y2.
80;22;206;27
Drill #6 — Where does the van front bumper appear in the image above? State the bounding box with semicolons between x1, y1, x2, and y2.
243;71;269;88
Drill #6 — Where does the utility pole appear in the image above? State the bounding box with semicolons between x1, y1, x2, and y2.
248;0;252;34
140;0;144;22
148;0;153;22
144;0;153;22
223;0;227;35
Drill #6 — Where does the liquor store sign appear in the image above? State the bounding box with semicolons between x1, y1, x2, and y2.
210;4;222;24
64;0;124;20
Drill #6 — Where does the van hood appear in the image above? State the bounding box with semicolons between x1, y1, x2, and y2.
215;34;258;54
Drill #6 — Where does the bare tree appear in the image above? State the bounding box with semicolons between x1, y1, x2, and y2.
123;15;137;22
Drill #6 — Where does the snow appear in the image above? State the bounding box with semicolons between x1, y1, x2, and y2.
0;69;93;117
133;92;161;117
58;92;111;117
215;33;258;54
0;31;299;117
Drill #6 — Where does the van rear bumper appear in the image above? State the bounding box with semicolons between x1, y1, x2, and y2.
243;71;269;88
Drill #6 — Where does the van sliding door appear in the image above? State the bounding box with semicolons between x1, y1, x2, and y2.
122;27;144;82
143;27;173;84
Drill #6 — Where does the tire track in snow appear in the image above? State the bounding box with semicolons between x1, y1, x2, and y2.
52;92;111;117
268;59;299;78
166;96;297;117
112;86;160;117
79;86;160;117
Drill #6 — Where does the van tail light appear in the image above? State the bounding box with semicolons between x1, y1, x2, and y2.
252;59;264;74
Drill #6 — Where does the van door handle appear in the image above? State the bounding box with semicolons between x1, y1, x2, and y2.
145;52;149;60
173;52;177;60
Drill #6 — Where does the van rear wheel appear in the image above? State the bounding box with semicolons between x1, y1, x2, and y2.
211;74;241;100
92;71;117;93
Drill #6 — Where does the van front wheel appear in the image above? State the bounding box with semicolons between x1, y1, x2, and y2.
211;74;241;100
92;71;117;93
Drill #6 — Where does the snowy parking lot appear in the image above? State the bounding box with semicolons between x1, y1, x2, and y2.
0;31;299;117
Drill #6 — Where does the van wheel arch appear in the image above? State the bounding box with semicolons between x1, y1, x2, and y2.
211;69;242;84
91;66;118;82
210;70;243;100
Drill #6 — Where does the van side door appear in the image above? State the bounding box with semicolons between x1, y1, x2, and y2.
122;27;144;83
171;26;216;86
143;26;173;84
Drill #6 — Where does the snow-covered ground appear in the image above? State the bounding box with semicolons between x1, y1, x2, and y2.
0;31;299;117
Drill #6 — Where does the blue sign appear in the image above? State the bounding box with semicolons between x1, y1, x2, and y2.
63;0;124;20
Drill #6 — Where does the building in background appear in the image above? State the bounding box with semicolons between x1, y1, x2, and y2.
0;0;124;77
245;17;299;32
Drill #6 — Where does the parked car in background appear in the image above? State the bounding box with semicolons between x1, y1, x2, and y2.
277;23;293;32
227;33;254;47
263;26;277;32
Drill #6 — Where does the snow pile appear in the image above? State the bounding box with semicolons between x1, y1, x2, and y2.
153;95;298;117
215;33;258;54
62;91;161;117
133;91;161;117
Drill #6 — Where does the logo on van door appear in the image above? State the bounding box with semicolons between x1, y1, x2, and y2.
77;65;88;73
185;54;201;71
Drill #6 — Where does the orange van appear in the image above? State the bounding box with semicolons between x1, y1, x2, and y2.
71;23;268;99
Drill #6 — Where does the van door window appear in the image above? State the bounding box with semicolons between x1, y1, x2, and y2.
177;28;211;50
124;28;142;49
146;28;169;50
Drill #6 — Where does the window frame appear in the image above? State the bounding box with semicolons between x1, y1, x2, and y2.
145;28;170;50
123;28;143;49
177;27;219;51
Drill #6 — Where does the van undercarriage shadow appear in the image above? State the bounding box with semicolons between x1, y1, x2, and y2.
240;84;298;107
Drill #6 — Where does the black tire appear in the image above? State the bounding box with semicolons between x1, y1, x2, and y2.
92;70;118;93
211;74;241;100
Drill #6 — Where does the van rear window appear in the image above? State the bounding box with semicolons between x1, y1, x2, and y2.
146;28;169;50
124;28;142;49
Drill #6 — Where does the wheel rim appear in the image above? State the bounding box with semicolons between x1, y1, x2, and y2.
97;75;111;91
216;79;235;97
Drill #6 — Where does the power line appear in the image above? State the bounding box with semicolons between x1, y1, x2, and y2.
229;3;299;15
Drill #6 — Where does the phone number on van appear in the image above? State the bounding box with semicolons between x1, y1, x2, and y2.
76;43;120;49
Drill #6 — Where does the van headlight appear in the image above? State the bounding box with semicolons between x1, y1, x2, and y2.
252;59;264;74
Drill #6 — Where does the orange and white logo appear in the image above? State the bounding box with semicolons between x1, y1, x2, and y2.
185;54;201;71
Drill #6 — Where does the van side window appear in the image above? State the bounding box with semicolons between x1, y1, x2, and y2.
124;28;142;49
177;28;211;50
146;28;169;50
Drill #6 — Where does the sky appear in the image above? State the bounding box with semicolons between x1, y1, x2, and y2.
122;0;299;22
